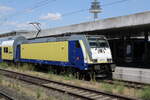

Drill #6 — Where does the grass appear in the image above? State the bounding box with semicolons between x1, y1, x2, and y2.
0;78;51;100
0;75;3;84
20;63;35;72
0;62;9;69
116;84;124;94
62;74;76;80
139;86;150;100
1;62;150;100
0;62;36;72
6;79;21;92
36;88;42;99
48;70;77;81
47;96;58;100
113;81;125;94
101;83;113;93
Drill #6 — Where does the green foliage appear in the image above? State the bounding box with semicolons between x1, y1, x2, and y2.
48;70;54;74
61;71;76;80
36;88;42;99
0;62;36;72
113;81;125;94
101;83;113;93
116;85;124;94
19;63;35;71
101;82;125;94
140;86;150;100
0;75;3;84
0;62;9;69
63;74;75;80
47;96;57;100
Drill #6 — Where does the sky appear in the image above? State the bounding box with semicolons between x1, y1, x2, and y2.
0;0;150;33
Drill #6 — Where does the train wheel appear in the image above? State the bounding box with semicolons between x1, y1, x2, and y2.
105;65;113;79
84;71;91;81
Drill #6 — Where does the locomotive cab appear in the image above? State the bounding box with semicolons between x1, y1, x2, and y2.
1;36;26;61
87;36;113;64
85;35;115;78
69;35;115;78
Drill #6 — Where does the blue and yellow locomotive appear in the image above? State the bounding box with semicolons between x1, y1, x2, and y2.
0;35;115;78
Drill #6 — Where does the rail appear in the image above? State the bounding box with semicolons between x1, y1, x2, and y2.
0;91;15;100
0;68;140;100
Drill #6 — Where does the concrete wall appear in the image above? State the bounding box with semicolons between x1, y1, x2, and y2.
113;67;150;84
29;11;150;38
1;11;150;39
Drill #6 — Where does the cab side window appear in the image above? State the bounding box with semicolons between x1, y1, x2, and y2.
75;41;81;48
4;47;8;53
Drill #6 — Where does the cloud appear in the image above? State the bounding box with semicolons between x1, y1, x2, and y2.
4;21;17;26
3;21;32;30
39;13;62;21
0;5;14;13
2;21;48;31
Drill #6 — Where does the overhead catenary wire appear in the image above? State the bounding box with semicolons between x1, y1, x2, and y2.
61;0;131;17
102;0;130;6
26;0;56;12
1;0;133;20
0;0;134;28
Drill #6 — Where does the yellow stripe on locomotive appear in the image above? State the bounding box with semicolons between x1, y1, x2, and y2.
21;41;68;62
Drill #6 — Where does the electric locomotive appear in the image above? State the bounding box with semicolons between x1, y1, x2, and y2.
0;35;115;78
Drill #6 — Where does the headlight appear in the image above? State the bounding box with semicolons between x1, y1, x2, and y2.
107;59;112;63
93;59;97;62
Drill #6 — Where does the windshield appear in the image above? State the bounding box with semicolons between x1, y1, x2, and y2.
88;38;109;48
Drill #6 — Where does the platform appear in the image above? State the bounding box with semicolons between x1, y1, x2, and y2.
113;67;150;84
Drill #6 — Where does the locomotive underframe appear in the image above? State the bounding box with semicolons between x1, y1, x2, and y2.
87;63;115;78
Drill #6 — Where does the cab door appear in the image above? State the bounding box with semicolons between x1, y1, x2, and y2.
2;46;13;60
69;40;84;68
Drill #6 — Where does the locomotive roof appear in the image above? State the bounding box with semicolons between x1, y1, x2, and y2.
26;35;106;44
1;36;26;46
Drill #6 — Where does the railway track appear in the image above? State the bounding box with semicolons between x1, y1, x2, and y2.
0;68;139;100
0;91;15;100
